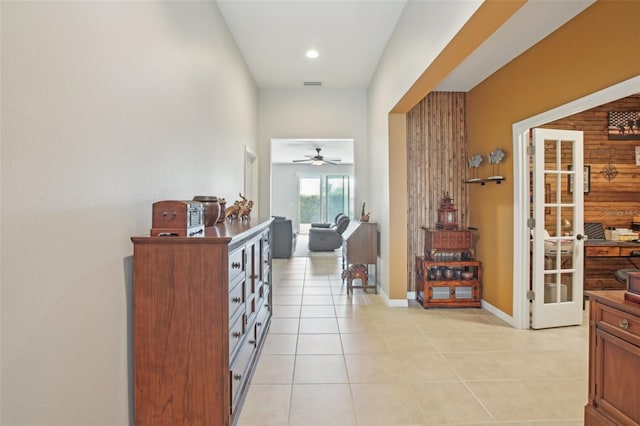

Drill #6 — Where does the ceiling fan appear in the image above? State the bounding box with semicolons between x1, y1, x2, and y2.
292;148;341;165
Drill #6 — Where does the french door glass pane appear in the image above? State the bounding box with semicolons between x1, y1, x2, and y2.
326;176;349;222
299;177;321;231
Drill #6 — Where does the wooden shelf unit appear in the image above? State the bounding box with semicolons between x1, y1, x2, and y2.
131;218;272;426
415;257;482;308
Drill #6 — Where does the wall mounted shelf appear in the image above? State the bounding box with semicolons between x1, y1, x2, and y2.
464;177;504;185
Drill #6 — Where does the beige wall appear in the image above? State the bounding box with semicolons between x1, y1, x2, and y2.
367;0;481;302
467;0;640;314
1;2;257;424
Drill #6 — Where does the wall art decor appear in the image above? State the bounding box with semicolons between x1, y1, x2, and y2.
568;165;590;193
607;111;640;140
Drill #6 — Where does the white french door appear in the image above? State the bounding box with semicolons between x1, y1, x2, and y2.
530;128;585;329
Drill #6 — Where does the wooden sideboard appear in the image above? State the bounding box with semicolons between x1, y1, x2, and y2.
131;218;272;426
585;241;640;291
584;290;640;426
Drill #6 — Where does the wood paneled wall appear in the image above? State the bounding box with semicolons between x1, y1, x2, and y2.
406;92;468;292
541;94;640;230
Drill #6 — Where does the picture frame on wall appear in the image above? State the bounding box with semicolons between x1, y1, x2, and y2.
568;165;590;194
607;111;640;140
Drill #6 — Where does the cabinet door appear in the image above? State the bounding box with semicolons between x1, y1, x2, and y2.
594;328;640;424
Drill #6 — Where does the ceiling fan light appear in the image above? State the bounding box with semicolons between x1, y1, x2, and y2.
312;159;323;166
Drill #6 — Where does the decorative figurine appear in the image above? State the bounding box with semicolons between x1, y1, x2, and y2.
361;202;370;222
225;193;253;222
467;154;483;181
487;148;505;180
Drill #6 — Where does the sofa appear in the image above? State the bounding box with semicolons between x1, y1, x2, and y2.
271;216;297;258
308;215;350;251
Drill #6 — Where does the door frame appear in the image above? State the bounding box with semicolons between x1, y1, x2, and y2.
511;75;640;330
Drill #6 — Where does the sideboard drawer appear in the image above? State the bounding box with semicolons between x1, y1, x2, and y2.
586;246;621;257
229;248;245;283
229;279;245;321
596;303;640;346
228;313;245;358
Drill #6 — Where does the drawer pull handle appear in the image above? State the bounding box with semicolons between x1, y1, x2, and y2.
619;319;629;330
234;373;242;381
231;297;241;303
249;339;257;346
232;262;241;269
232;331;241;338
256;322;262;327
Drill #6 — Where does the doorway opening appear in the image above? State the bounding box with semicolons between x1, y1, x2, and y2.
511;76;640;330
270;138;354;233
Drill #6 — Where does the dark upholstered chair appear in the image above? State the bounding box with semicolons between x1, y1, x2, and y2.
308;215;350;251
271;216;297;258
614;269;640;284
311;213;345;229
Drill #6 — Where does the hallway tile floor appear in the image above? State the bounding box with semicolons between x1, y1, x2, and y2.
238;256;588;426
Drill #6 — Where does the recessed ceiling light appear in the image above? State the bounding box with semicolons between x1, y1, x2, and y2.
306;50;319;59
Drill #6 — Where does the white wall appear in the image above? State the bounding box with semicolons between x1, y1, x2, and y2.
366;0;481;298
257;89;367;219
271;163;355;230
1;2;257;424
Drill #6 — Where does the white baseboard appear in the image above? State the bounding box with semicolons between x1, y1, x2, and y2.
379;288;409;307
481;299;517;328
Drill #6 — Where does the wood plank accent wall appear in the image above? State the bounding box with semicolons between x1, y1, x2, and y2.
406;92;468;292
541;94;640;230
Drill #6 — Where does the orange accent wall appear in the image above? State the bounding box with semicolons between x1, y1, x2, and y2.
467;0;640;314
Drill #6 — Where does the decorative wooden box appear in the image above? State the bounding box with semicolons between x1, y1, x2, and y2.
423;227;474;260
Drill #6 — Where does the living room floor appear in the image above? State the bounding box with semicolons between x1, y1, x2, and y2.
237;255;588;426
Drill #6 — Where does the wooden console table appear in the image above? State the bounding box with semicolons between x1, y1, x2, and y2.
585;241;640;291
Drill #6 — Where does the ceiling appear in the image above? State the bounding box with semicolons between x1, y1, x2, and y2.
271;139;354;165
216;0;595;163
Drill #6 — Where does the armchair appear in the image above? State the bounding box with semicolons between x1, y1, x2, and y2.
271;216;297;258
308;215;350;251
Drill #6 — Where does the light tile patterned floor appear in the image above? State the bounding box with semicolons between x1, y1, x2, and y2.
238;256;589;426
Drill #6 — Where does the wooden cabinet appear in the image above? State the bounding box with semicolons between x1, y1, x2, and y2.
132;218;272;426
342;220;377;293
585;291;640;426
415;257;482;308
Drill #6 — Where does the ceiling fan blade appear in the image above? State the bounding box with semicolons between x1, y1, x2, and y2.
292;158;312;162
323;160;339;165
324;157;341;162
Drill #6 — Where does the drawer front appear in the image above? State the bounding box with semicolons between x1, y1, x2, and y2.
228;279;245;321
262;229;271;252
229;248;245;283
596;302;640;346
586;246;620;257
620;246;640;257
230;330;256;414
255;302;271;343
228;313;245;358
